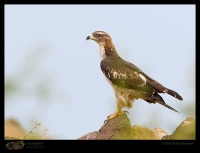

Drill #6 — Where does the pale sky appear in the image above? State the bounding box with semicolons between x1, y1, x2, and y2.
5;5;195;139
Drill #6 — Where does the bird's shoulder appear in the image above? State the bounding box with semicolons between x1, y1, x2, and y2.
101;57;153;80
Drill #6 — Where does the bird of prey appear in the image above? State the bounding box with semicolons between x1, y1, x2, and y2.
86;31;183;121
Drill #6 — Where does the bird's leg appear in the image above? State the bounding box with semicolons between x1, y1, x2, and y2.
104;105;128;122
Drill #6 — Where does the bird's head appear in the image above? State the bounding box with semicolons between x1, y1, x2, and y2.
86;31;118;59
86;31;112;45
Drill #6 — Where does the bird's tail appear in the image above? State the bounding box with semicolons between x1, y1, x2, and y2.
167;88;183;101
146;80;183;101
156;100;180;113
146;92;180;113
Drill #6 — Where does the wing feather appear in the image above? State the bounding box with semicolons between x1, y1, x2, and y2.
100;57;183;101
122;59;183;100
101;57;147;87
100;57;155;97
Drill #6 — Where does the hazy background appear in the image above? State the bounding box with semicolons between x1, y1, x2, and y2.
5;5;195;139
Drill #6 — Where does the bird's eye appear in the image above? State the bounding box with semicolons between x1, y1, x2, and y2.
97;34;101;37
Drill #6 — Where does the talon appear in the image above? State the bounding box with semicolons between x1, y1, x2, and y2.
105;106;124;122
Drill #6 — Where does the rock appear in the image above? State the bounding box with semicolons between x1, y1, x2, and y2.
131;125;156;139
77;113;132;140
77;131;98;140
170;117;195;140
152;128;168;139
77;113;169;140
78;115;195;140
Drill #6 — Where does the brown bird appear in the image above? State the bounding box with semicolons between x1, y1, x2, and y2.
86;31;183;121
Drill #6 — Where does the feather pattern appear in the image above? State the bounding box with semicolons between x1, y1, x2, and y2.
87;31;183;114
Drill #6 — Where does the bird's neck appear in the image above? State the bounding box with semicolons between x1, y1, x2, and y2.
99;40;119;60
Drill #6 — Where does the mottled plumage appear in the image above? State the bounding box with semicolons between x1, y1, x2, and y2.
86;31;183;121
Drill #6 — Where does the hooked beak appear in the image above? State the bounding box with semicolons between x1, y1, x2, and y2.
86;34;94;40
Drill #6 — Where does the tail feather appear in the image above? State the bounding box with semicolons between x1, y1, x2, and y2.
146;80;183;101
146;92;180;113
156;100;180;113
167;89;183;101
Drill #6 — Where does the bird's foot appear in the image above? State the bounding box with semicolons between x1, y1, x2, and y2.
104;111;128;123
